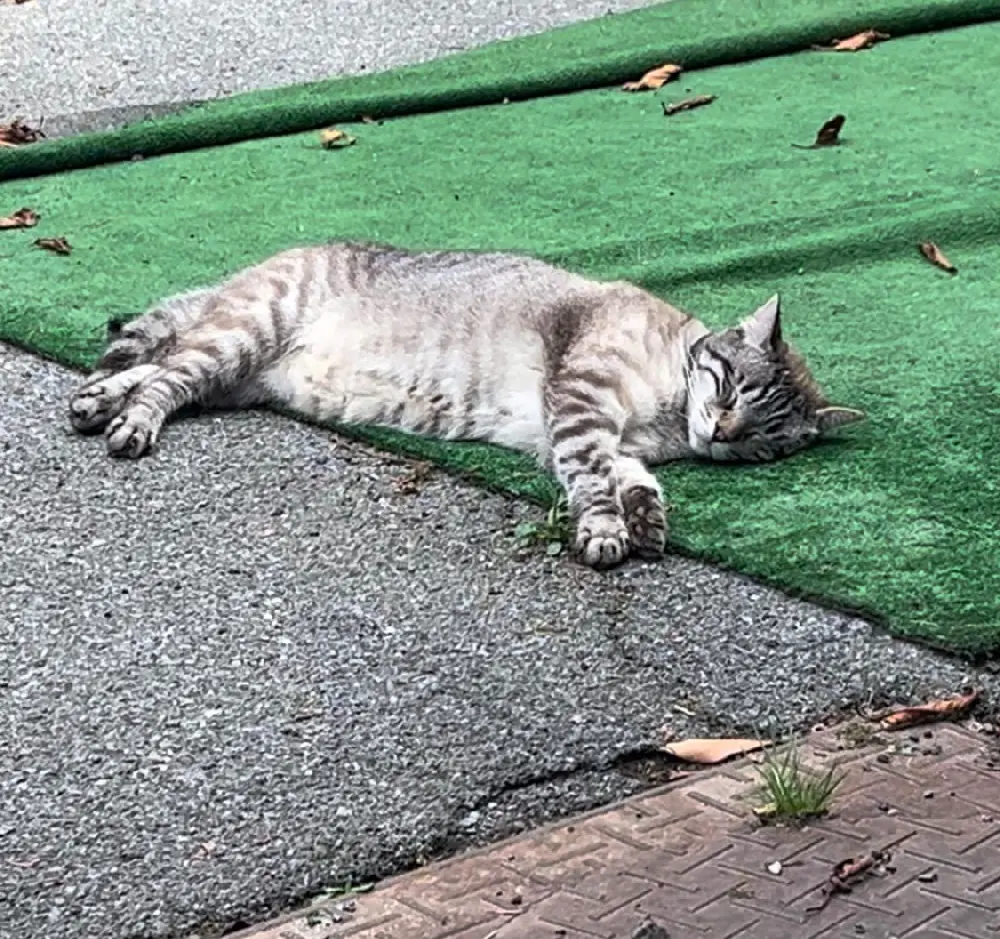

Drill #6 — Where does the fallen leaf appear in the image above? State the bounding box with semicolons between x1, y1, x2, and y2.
661;94;716;116
815;114;846;146
917;241;958;275
822;30;891;52
392;461;432;495
0;207;39;229
792;114;846;150
320;127;357;149
34;236;71;255
880;689;978;729
663;737;769;764
0;118;45;147
360;115;383;125
807;849;890;913
622;63;682;92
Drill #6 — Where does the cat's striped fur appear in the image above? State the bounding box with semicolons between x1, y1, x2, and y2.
69;242;864;569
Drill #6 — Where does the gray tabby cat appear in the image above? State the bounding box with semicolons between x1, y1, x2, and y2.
68;242;864;569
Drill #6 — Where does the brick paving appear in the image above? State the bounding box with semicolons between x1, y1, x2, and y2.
235;723;1000;939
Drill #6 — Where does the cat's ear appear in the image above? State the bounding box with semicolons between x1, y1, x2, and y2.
816;406;866;432
741;294;782;350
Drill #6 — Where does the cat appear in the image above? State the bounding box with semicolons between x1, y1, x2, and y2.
68;241;864;569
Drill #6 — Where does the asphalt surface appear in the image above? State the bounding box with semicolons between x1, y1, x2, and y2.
4;0;652;125
0;3;995;939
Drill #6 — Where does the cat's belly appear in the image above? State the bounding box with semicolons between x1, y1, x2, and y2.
261;324;548;457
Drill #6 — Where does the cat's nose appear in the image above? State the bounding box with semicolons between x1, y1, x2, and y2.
711;425;730;443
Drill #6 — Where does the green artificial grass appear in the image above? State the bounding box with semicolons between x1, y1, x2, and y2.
2;0;999;655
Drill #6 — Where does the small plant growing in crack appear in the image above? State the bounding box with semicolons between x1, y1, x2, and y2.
320;880;375;900
513;492;571;556
753;739;846;824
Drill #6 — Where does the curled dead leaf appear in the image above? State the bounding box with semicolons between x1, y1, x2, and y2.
831;853;875;884
806;849;890;913
661;94;716;117
0;118;45;147
34;236;71;255
821;30;891;52
320;128;357;149
814;114;846;146
663;737;769;764
0;207;39;229
880;689;978;729
792;115;845;150
622;63;682;92
917;241;957;275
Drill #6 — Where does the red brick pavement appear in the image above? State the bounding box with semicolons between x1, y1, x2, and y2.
235;723;1000;939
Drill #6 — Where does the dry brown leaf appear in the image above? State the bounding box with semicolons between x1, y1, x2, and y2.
0;207;39;229
661;94;716;117
824;30;891;52
392;461;432;495
622;63;682;92
792;114;846;150
319;127;357;149
880;689;978;729
814;114;846;146
917;241;958;275
806;850;889;913
663;737;769;764
0;118;45;147
34;236;71;256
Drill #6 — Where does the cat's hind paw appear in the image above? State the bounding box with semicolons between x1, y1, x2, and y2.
104;408;159;459
69;364;159;434
69;374;121;432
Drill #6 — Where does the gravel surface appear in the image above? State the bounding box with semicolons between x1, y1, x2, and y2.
0;2;994;937
3;0;653;124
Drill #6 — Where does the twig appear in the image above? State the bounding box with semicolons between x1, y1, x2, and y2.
661;94;716;117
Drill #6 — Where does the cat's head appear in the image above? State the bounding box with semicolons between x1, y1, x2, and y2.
685;295;864;462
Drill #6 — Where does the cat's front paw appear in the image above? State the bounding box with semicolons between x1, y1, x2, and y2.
573;513;630;569
622;485;668;559
104;408;158;459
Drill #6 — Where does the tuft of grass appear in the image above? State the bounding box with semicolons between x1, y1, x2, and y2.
513;493;571;556
754;741;846;823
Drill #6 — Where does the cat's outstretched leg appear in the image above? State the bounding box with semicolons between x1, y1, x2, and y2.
69;290;212;435
616;456;668;559
99;308;274;458
546;375;631;569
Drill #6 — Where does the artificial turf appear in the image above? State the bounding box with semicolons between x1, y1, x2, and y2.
2;0;999;655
